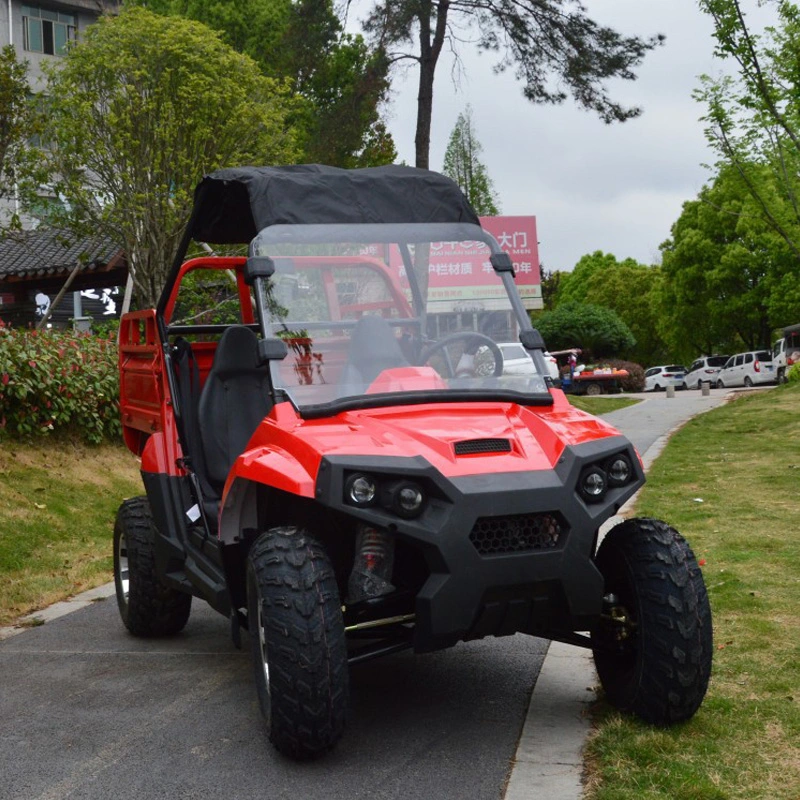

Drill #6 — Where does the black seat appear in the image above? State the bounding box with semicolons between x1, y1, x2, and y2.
340;316;408;388
197;326;273;495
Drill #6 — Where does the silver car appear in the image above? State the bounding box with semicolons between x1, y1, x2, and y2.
716;351;776;388
683;356;729;389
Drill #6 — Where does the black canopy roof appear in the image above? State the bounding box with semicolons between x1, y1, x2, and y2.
190;164;480;244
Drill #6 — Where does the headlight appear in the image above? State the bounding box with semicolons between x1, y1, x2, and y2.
605;453;633;487
382;480;426;518
345;474;377;506
578;466;607;503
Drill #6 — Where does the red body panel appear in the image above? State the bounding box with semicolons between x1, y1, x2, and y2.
220;389;622;506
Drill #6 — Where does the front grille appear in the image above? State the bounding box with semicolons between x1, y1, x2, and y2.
469;513;563;555
454;438;512;455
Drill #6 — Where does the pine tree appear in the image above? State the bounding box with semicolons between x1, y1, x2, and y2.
442;106;500;215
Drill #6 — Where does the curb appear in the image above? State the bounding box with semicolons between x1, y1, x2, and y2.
0;581;116;642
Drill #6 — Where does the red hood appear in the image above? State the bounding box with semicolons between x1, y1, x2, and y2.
250;392;622;480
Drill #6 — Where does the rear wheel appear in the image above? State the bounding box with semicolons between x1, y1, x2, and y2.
744;376;753;387
585;382;602;396
113;496;192;636
592;518;712;725
247;526;349;759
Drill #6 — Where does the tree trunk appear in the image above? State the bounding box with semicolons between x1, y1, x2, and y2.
414;0;449;169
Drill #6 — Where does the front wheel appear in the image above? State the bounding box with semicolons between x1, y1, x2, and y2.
247;526;349;759
113;496;191;636
592;518;713;725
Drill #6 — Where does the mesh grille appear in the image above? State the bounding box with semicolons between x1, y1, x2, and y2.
454;438;512;455
469;513;563;555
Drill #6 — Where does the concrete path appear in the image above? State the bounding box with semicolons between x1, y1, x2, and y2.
504;387;735;800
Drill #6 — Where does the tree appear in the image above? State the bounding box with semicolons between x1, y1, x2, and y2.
29;6;299;308
697;0;800;258
442;106;500;215
135;0;396;167
556;251;641;305
538;267;563;311
362;0;664;168
586;260;666;366
0;46;38;226
553;250;666;365
658;165;796;362
534;302;635;359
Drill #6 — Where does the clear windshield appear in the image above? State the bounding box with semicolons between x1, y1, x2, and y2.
250;222;549;411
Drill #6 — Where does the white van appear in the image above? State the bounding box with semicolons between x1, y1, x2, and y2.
772;323;800;383
716;350;776;388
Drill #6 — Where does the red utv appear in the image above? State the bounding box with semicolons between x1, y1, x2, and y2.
114;164;712;759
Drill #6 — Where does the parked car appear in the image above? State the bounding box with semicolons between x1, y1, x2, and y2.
644;365;686;392
496;342;559;381
716;350;776;388
772;323;800;383
683;356;730;389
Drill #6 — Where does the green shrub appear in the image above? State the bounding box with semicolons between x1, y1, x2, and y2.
0;323;120;443
787;363;800;383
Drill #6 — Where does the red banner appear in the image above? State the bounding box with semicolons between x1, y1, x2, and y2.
385;215;541;313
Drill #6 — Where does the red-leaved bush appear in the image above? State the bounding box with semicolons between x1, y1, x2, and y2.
0;321;121;443
605;359;646;392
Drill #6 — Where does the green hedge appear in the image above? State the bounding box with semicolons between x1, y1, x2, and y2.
0;324;121;443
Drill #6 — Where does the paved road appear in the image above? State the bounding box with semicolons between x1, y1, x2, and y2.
0;388;736;800
0;587;547;800
601;387;733;456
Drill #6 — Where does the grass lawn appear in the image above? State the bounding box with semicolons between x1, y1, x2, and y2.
0;438;141;626
569;395;641;414
585;384;800;799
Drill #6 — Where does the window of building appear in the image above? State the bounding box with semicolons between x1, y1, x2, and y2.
22;6;77;56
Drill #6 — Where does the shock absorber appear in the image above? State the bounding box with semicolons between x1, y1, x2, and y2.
347;524;395;604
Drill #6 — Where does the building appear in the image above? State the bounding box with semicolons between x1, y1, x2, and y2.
0;1;124;328
0;1;118;87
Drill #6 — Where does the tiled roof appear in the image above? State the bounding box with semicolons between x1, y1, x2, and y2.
0;228;123;280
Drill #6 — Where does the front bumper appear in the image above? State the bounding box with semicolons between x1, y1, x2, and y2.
316;436;643;652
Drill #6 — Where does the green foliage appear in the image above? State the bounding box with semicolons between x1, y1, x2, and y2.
539;268;562;310
534;302;636;359
555;251;667;365
27;6;299;309
556;251;630;305
442;106;500;215
0;325;120;444
659;165;795;363
786;362;800;382
697;0;800;259
0;46;40;222
132;0;395;167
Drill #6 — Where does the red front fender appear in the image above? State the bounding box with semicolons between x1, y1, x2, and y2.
217;446;317;544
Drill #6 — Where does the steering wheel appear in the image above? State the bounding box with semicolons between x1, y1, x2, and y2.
419;332;504;378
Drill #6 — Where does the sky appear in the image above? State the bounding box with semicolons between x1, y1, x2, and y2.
356;0;778;272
